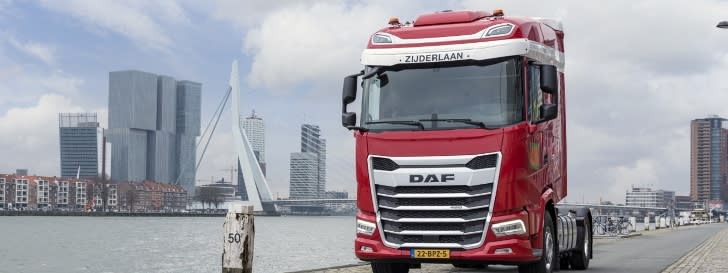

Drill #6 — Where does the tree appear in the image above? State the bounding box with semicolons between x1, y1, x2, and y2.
125;187;138;212
196;186;226;212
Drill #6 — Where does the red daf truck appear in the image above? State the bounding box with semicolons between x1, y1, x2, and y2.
341;9;593;273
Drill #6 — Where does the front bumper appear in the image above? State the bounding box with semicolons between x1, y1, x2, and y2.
355;210;540;264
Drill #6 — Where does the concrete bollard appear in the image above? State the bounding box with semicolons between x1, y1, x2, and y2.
721;215;725;223
223;205;255;273
666;217;671;228
659;217;666;229
655;216;660;229
644;217;650;231
629;217;637;232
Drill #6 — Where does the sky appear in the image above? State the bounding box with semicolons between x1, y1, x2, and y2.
1;0;728;203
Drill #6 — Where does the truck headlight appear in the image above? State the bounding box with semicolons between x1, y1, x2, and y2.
492;219;527;237
356;219;376;236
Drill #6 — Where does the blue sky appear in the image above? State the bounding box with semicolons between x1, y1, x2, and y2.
2;0;728;202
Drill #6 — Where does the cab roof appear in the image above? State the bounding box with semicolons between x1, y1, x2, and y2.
368;10;563;52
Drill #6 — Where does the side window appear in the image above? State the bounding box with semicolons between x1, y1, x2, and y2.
528;64;543;123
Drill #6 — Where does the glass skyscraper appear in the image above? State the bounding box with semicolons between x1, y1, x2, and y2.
690;116;728;203
107;70;201;192
59;113;103;178
289;124;326;199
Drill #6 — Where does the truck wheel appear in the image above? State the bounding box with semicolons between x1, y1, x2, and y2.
518;212;555;273
569;218;591;270
371;262;409;273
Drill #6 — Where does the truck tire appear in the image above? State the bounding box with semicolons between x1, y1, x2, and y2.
518;212;555;273
569;218;591;270
371;262;409;273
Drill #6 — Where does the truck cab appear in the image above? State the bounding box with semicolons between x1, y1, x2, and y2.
341;9;592;273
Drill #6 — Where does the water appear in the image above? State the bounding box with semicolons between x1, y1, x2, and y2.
0;216;358;273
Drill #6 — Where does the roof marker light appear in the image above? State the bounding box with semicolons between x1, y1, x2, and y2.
484;24;514;37
372;33;392;44
389;16;400;26
493;9;504;17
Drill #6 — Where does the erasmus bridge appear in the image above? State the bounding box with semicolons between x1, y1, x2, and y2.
227;61;355;215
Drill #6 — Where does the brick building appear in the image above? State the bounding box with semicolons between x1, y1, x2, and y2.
0;174;184;212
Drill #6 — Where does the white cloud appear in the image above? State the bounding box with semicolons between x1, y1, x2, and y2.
0;65;84;107
8;38;56;65
37;0;190;52
0;94;102;175
241;1;433;93
231;0;728;202
456;0;728;202
202;0;295;29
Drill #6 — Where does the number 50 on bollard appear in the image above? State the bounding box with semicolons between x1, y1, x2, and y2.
223;205;255;273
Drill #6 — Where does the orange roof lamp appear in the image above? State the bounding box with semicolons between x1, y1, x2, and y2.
389;16;401;26
492;9;504;17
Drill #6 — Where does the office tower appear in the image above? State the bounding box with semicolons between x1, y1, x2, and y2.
107;70;200;190
289;124;326;199
690;116;728;203
176;80;202;193
59;113;104;178
237;110;266;200
289;152;319;199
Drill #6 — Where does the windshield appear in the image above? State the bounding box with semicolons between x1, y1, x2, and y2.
361;57;523;131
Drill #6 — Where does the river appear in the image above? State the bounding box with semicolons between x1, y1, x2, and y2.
0;216;358;273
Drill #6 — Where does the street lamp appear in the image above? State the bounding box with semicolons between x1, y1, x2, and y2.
718;21;728;29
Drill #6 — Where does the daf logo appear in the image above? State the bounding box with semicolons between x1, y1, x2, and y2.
409;174;455;183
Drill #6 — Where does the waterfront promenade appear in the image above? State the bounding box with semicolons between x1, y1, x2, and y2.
295;224;728;273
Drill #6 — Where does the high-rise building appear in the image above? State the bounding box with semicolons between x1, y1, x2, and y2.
301;124;326;197
288;124;326;199
176;80;202;193
289;152;319;199
237;110;266;200
625;186;675;208
107;70;200;192
690;116;728;203
59;113;104;178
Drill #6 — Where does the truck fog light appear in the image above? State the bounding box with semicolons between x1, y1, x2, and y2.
492;219;527;237
360;246;374;252
356;219;376;236
495;248;513;254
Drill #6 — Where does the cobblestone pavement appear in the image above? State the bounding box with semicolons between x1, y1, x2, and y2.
661;227;728;273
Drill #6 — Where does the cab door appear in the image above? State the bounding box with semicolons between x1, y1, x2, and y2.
526;63;552;191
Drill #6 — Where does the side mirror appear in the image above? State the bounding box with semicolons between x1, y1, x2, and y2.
539;65;558;95
342;112;357;128
537;104;557;123
342;74;358;107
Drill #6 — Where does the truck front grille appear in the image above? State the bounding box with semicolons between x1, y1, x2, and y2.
370;153;500;249
376;183;493;248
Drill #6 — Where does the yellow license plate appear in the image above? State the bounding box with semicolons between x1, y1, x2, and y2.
411;249;450;259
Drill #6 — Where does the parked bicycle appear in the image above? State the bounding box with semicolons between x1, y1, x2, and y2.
592;215;632;236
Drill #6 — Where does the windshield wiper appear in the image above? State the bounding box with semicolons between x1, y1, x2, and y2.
418;118;490;129
365;120;425;130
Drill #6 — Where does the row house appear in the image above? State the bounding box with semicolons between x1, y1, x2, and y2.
0;174;119;211
116;181;187;212
0;174;184;212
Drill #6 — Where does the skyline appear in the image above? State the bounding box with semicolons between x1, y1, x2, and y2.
1;1;728;202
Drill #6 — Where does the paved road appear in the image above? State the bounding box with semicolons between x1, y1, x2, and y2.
300;224;727;273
